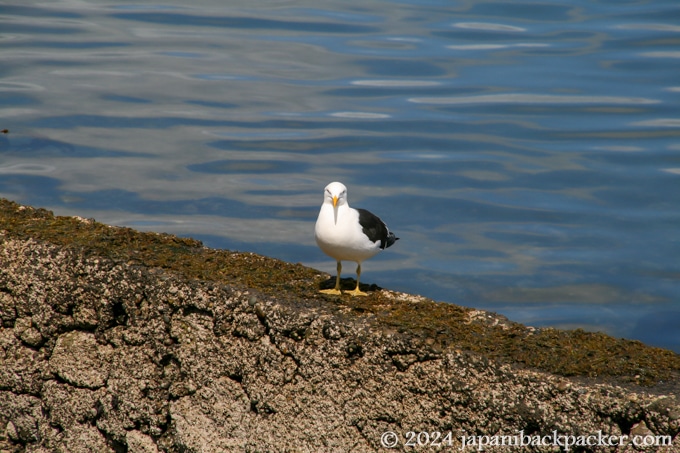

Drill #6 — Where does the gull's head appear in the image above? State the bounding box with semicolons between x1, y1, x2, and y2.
324;181;348;208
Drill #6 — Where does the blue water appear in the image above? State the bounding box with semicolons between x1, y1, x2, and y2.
1;1;679;352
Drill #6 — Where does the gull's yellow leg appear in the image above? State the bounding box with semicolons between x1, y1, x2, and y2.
320;261;343;295
346;263;368;296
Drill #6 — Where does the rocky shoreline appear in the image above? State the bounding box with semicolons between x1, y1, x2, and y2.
0;199;678;452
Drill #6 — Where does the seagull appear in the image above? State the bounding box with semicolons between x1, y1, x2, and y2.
315;181;399;296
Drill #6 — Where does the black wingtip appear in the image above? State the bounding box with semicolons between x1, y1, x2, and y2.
384;232;399;249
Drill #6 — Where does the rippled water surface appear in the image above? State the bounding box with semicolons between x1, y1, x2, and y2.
1;0;679;351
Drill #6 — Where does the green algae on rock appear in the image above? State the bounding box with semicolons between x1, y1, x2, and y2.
0;197;679;387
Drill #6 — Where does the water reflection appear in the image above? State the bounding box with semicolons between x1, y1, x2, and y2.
409;94;660;105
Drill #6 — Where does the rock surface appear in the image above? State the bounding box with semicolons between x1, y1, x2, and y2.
0;199;679;452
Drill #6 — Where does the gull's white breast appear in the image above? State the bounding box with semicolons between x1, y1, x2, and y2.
315;204;381;263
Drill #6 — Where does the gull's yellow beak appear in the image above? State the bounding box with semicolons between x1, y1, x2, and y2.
332;196;338;207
